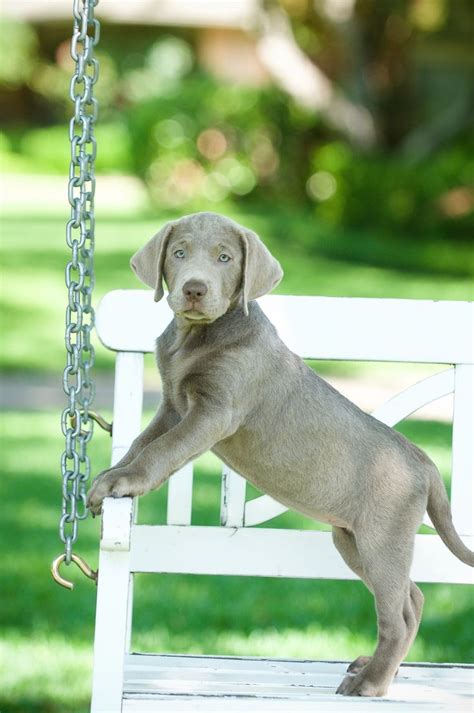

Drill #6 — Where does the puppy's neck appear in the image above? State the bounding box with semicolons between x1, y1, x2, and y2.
168;316;205;352
170;303;255;353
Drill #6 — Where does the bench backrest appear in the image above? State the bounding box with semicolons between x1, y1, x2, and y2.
96;290;473;581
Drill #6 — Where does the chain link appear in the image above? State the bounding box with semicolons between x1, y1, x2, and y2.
60;0;100;564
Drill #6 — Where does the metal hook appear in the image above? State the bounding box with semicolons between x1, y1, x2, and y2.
70;409;113;435
51;553;98;590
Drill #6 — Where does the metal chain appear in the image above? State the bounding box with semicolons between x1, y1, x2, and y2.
59;0;100;566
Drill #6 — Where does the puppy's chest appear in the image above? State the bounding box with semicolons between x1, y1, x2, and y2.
156;342;202;415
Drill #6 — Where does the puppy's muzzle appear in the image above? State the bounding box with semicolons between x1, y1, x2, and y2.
182;280;208;301
182;280;208;313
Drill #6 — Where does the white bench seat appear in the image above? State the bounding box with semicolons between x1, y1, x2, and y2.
122;654;473;712
91;290;473;713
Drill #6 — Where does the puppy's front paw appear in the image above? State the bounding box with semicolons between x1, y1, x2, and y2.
87;465;151;515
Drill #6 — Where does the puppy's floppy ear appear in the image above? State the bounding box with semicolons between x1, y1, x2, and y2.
240;228;283;315
130;222;175;302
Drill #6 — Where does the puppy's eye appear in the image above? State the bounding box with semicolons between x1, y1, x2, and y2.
174;249;186;259
218;253;231;263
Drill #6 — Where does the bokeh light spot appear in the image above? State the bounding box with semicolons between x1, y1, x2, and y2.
306;171;337;201
155;119;186;149
197;128;227;161
202;172;231;202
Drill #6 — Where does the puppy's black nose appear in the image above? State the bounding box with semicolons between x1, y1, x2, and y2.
183;280;208;300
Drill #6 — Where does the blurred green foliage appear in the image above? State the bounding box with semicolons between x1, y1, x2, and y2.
1;122;131;175
124;72;306;206
1;4;473;251
0;19;38;86
310;139;474;241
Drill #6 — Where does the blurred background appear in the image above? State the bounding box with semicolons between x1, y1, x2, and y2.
0;1;473;711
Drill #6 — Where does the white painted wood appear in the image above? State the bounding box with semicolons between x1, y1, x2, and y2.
259;295;473;364
451;365;474;537
96;289;172;353
167;462;194;525
122;654;473;712
100;496;133;551
244;493;287;528
413;533;473;584
123;653;472;680
122;697;467;713
110;350;144;652
244;369;456;529
96;290;474;364
220;465;246;526
91;512;133;711
91;351;145;712
111;351;144;466
371;369;455;427
93;289;474;710
129;526;473;584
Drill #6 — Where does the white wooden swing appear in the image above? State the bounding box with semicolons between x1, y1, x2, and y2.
53;3;472;710
90;291;473;712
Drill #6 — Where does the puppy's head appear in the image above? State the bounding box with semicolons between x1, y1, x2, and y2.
130;212;283;323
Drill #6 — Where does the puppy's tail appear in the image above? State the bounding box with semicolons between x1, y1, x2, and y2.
427;467;474;567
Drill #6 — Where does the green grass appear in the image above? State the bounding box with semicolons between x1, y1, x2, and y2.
1;207;472;376
0;411;473;713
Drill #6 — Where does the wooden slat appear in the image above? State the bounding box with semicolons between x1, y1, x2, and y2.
129;526;473;584
110;351;144;466
370;369;455;426
122;654;473;712
91;544;133;712
91;351;144;713
167;462;194;525
220;465;246;527
122;698;445;712
259;295;474;364
96;290;474;364
451;364;474;537
124;653;473;678
100;497;133;552
96;290;171;352
244;494;286;528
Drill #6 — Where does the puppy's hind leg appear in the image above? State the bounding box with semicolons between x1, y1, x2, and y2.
332;527;368;585
332;526;424;678
336;528;421;697
332;527;373;675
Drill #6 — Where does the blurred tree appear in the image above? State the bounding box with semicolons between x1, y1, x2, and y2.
264;0;474;159
255;1;378;149
0;19;42;124
1;1;472;243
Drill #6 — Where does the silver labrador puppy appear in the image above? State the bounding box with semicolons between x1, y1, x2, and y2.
88;211;473;697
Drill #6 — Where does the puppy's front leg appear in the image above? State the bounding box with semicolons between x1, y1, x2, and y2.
87;400;179;514
89;402;234;508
